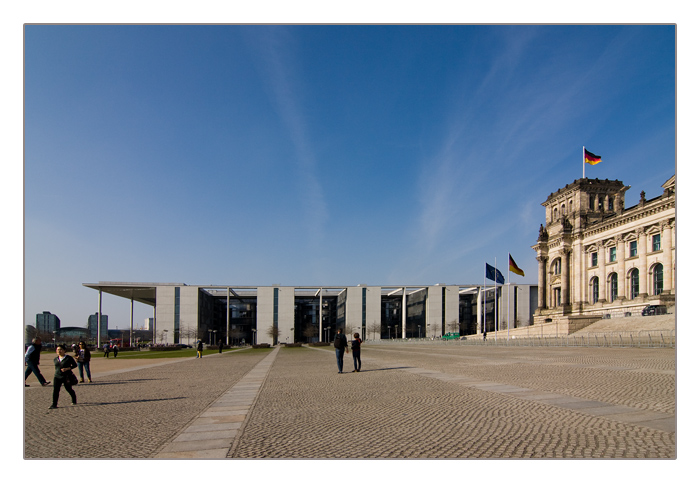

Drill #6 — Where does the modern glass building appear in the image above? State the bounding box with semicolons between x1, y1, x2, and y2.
83;282;537;346
35;311;60;334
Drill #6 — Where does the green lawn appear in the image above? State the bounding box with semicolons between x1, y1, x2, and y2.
103;348;246;359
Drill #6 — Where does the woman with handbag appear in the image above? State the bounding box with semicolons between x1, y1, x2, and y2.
49;344;78;409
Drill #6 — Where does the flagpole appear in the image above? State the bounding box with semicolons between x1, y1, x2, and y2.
494;257;497;343
507;253;510;340
583;146;585;179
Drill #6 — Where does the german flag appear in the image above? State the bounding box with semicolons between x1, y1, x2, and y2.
509;254;525;277
584;149;602;165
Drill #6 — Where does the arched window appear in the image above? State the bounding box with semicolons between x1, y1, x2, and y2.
610;273;618;302
591;277;599;303
630;268;639;299
653;264;664;295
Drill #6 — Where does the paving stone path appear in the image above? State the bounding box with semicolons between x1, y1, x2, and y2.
24;344;675;459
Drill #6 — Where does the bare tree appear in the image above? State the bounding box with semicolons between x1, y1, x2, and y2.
447;319;459;333
303;324;317;342
266;325;279;345
368;321;381;340
230;327;243;345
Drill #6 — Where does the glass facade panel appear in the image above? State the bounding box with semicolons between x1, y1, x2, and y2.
294;297;320;343
229;298;257;346
459;293;478;335
406;289;426;338
381;295;402;339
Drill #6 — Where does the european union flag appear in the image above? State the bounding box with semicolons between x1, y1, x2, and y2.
485;263;505;284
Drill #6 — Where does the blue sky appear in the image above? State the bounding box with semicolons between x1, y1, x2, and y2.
22;25;676;328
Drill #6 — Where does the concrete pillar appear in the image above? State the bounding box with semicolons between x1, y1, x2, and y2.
319;289;323;342
477;287;482;333
130;297;134;347
97;290;102;348
401;288;406;339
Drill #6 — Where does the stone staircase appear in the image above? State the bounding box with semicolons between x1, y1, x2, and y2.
573;314;676;334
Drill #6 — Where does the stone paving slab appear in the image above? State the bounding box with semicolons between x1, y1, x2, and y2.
152;347;280;459
25;343;676;459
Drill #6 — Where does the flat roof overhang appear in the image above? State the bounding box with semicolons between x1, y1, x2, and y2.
83;282;161;306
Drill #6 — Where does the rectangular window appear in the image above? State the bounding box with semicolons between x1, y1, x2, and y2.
630;240;637;257
608;198;614;211
591;252;598;267
652;234;661;251
609;247;616;262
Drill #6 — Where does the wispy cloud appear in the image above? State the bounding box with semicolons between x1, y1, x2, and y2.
247;28;329;250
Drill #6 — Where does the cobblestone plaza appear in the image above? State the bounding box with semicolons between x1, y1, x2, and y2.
24;343;675;459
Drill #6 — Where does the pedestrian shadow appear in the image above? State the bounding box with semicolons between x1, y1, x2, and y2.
351;366;413;372
80;397;186;406
84;378;162;386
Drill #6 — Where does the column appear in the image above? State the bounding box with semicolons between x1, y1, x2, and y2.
130;297;134;347
637;228;648;297
477;287;482;334
537;256;548;310
561;248;571;307
661;220;673;294
616;235;626;300
319;289;323;342
97;290;102;348
401;288;406;339
597;242;607;303
226;288;230;345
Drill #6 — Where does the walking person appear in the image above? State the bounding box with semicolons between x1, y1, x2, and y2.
196;340;203;359
76;341;92;383
103;342;110;358
24;337;50;387
218;340;224;353
49;345;78;409
113;344;119;358
351;332;362;372
333;328;348;373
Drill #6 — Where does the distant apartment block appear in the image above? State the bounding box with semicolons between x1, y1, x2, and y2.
87;312;109;340
35;311;60;334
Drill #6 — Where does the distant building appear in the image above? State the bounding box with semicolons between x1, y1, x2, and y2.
56;327;90;342
144;317;154;330
25;325;37;345
87;312;109;340
83;282;538;346
532;175;675;331
36;311;60;334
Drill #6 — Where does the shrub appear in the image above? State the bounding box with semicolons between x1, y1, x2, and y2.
308;342;331;347
253;343;271;349
283;343;303;348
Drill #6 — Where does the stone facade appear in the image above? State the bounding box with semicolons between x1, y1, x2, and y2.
532;175;675;331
